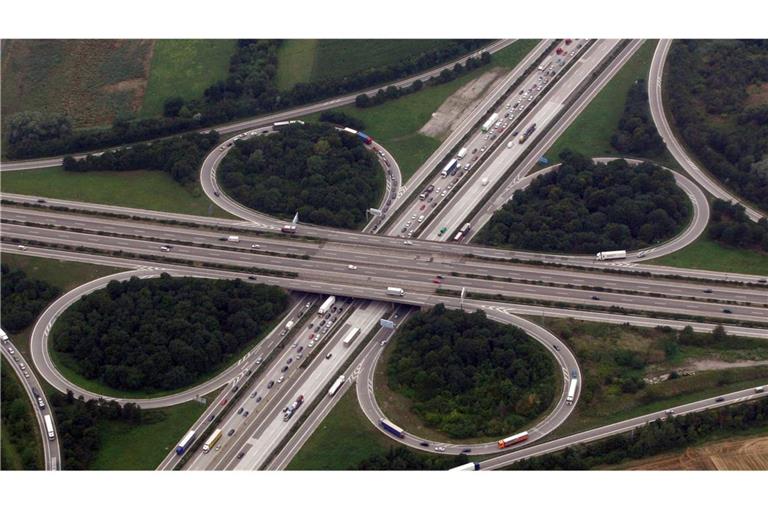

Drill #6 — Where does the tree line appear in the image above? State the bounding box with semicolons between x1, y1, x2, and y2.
1;360;42;469
707;199;768;252
476;151;690;254
610;79;665;157
1;263;61;333
62;131;220;185
51;390;143;470
354;51;491;108
357;446;469;470
666;40;768;212
5;40;488;160
219;123;382;229
387;304;556;439
509;396;768;470
52;274;288;392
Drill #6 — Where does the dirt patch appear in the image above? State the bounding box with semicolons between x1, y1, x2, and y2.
621;435;768;470
419;68;507;140
746;82;768;108
688;359;768;372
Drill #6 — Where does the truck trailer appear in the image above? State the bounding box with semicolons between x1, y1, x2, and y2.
380;418;405;438
566;378;578;405
175;430;197;455
342;327;360;346
441;158;458;177
457;147;468;159
227;236;240;243
386;287;405;297
202;429;222;453
318;296;336;315
595;250;627;261
329;375;346;396
449;462;480;471
481;113;499;132
497;431;528;449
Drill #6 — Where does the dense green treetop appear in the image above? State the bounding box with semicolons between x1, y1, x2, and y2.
1;263;61;333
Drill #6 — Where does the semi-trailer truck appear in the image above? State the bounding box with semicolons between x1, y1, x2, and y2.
441;158;458;177
329;375;346;396
386;287;405;297
357;132;373;145
481;113;499;132
566;378;578;405
497;431;528;449
380;418;405;438
43;414;55;441
202;429;222;453
595;250;627;261
318;296;336;315
342;327;360;346
175;430;197;455
457;147;468;159
449;462;480;471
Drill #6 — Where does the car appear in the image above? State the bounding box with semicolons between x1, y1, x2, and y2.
19;363;26;370
277;375;284;383
419;441;429;447
17;245;26;251
403;240;413;245
411;214;417;220
243;411;249;417
326;353;333;359
758;279;767;284
267;380;274;389
281;365;288;372
420;204;426;211
250;391;258;398
159;245;171;252
220;399;228;406
37;198;47;203
591;296;600;300
703;289;713;293
314;326;320;333
436;275;444;279
231;385;239;393
297;346;304;353
23;372;30;378
287;358;293;365
256;396;262;403
715;397;725;403
248;276;257;280
238;407;244;414
308;333;315;340
308;341;315;348
320;320;326;326
237;452;245;460
723;309;733;314
228;429;235;436
553;344;560;351
433;279;441;284
255;356;263;364
462;448;472;453
434;446;446;452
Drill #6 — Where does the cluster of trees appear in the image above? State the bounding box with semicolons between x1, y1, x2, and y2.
387;304;556;439
707;199;768;251
610;79;665;156
319;111;366;131
52;274;288;392
5;39;488;160
1;361;42;469
510;396;768;470
51;390;142;470
667;40;768;211
355;51;491;108
357;446;469;470
476;152;690;254
62;131;219;185
219;123;382;229
1;263;61;333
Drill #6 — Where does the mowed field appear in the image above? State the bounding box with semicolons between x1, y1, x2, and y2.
1;40;154;128
617;434;768;470
276;39;455;90
139;40;236;118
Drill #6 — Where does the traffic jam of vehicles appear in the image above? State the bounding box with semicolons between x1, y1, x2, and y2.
392;39;584;241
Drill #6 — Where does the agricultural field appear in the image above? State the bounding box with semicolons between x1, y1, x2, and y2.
139;40;236;118
1;40;153;128
276;39;455;91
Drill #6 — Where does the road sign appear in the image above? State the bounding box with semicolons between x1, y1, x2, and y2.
379;319;395;329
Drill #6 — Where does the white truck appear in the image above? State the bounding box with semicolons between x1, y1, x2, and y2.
456;147;468;160
595;250;627;261
318;296;336;315
342;327;360;346
386;287;405;297
481;177;489;186
566;378;578;405
441;158;458;177
481;112;499;132
328;375;346;396
227;236;240;243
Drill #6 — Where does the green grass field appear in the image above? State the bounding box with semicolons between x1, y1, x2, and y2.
276;40;455;91
1;166;234;218
545;40;659;164
287;387;401;470
324;40;538;183
89;399;207;470
490;39;539;69
140;40;236;118
652;236;768;276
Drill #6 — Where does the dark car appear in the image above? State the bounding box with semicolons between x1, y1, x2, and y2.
591;296;600;301
723;309;733;314
553;344;560;351
248;276;257;281
287;358;293;365
267;380;274;389
228;429;235;436
419;442;429;447
703;289;713;293
462;448;472;453
243;411;249;417
308;323;314;329
231;385;239;393
715;397;725;403
208;414;215;422
325;353;333;359
281;366;288;372
256;396;262;403
237;407;244;414
297;346;304;353
237;452;245;460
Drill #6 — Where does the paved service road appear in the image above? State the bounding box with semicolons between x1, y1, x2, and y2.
479;385;768;470
649;40;765;223
1;331;61;470
0;40;517;172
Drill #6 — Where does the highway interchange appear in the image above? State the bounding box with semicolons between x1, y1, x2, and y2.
2;39;767;471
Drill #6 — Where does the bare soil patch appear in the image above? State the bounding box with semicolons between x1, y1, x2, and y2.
621;435;768;470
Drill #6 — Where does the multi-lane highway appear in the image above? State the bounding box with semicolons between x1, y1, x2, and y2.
1;330;61;470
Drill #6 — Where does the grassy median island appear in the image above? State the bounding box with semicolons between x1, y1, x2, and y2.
379;305;557;442
475;152;691;254
50;273;289;396
534;318;768;437
219;123;383;229
1;359;44;470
